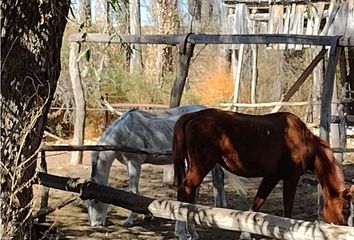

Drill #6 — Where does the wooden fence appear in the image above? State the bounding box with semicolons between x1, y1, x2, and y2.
35;172;354;240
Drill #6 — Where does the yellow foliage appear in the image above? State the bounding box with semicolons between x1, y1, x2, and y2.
194;72;234;107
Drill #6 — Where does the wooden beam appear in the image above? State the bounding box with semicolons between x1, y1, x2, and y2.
319;39;342;142
36;172;354;240
189;34;336;46
271;47;327;113
339;36;354;47
67;33;352;47
69;42;85;165
220;100;322;108
41;144;172;158
169;36;195;107
68;33;182;44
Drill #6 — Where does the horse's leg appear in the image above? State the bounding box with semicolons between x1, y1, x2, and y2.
162;164;174;186
317;184;324;219
240;176;280;240
175;164;213;240
212;164;227;208
282;175;300;218
123;158;142;227
251;177;280;211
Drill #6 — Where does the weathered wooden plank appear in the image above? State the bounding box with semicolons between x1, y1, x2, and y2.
68;33;183;44
346;0;354;36
69;42;85;165
321;1;340;35
292;4;306;50
280;5;291;49
36;172;354;240
169;42;195;108
268;5;284;49
313;2;325;35
328;1;349;36
319;41;342;142
189;34;336;46
224;0;330;6
339;36;354;47
68;33;338;46
220;100;322;108
41;144;172;156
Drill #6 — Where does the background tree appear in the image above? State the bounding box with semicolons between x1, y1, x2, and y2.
129;0;143;73
0;1;70;238
152;0;179;86
79;0;92;25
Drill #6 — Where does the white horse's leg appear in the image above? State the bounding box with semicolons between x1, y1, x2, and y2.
212;164;227;208
317;184;324;219
348;201;354;227
162;164;174;186
175;220;199;240
239;209;252;240
123;158;142;227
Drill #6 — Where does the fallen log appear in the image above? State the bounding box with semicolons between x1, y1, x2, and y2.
35;172;354;240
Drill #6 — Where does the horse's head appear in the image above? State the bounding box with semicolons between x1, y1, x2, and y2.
85;151;109;227
323;185;354;226
85;197;109;227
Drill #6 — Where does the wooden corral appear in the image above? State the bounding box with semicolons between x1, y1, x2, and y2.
66;0;354;165
68;33;353;153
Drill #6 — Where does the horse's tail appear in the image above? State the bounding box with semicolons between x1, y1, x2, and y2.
173;112;195;187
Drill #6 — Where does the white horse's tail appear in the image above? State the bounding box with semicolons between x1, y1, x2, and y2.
225;171;249;196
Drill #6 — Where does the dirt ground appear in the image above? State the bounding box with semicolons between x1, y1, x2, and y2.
33;144;354;240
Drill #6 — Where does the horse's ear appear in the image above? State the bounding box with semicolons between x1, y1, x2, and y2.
342;185;354;200
350;185;354;194
342;188;351;200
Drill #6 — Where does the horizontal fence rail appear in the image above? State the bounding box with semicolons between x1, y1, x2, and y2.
36;172;354;240
41;145;172;156
40;144;354;155
68;33;354;47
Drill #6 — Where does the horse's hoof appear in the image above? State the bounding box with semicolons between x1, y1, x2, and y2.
239;232;252;240
122;220;136;227
142;215;153;225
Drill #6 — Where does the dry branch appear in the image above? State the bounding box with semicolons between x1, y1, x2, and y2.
33;196;77;219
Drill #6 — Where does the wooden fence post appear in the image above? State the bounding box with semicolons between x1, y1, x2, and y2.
166;34;195;185
319;39;342;142
169;34;195;108
318;38;342;219
69;42;86;165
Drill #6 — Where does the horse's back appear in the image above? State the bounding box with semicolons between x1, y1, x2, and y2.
98;105;207;157
175;109;317;177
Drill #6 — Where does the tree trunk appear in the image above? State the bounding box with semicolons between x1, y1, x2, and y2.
69;42;86;165
129;0;143;73
153;0;179;86
79;0;92;24
0;1;69;238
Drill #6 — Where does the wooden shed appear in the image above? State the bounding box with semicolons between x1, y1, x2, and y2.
220;0;353;164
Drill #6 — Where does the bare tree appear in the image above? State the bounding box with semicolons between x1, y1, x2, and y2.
79;0;92;24
0;1;70;238
153;0;179;86
129;0;143;73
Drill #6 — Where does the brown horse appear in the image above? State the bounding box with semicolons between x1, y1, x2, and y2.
173;108;354;240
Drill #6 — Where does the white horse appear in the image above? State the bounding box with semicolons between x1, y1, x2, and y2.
85;105;232;227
